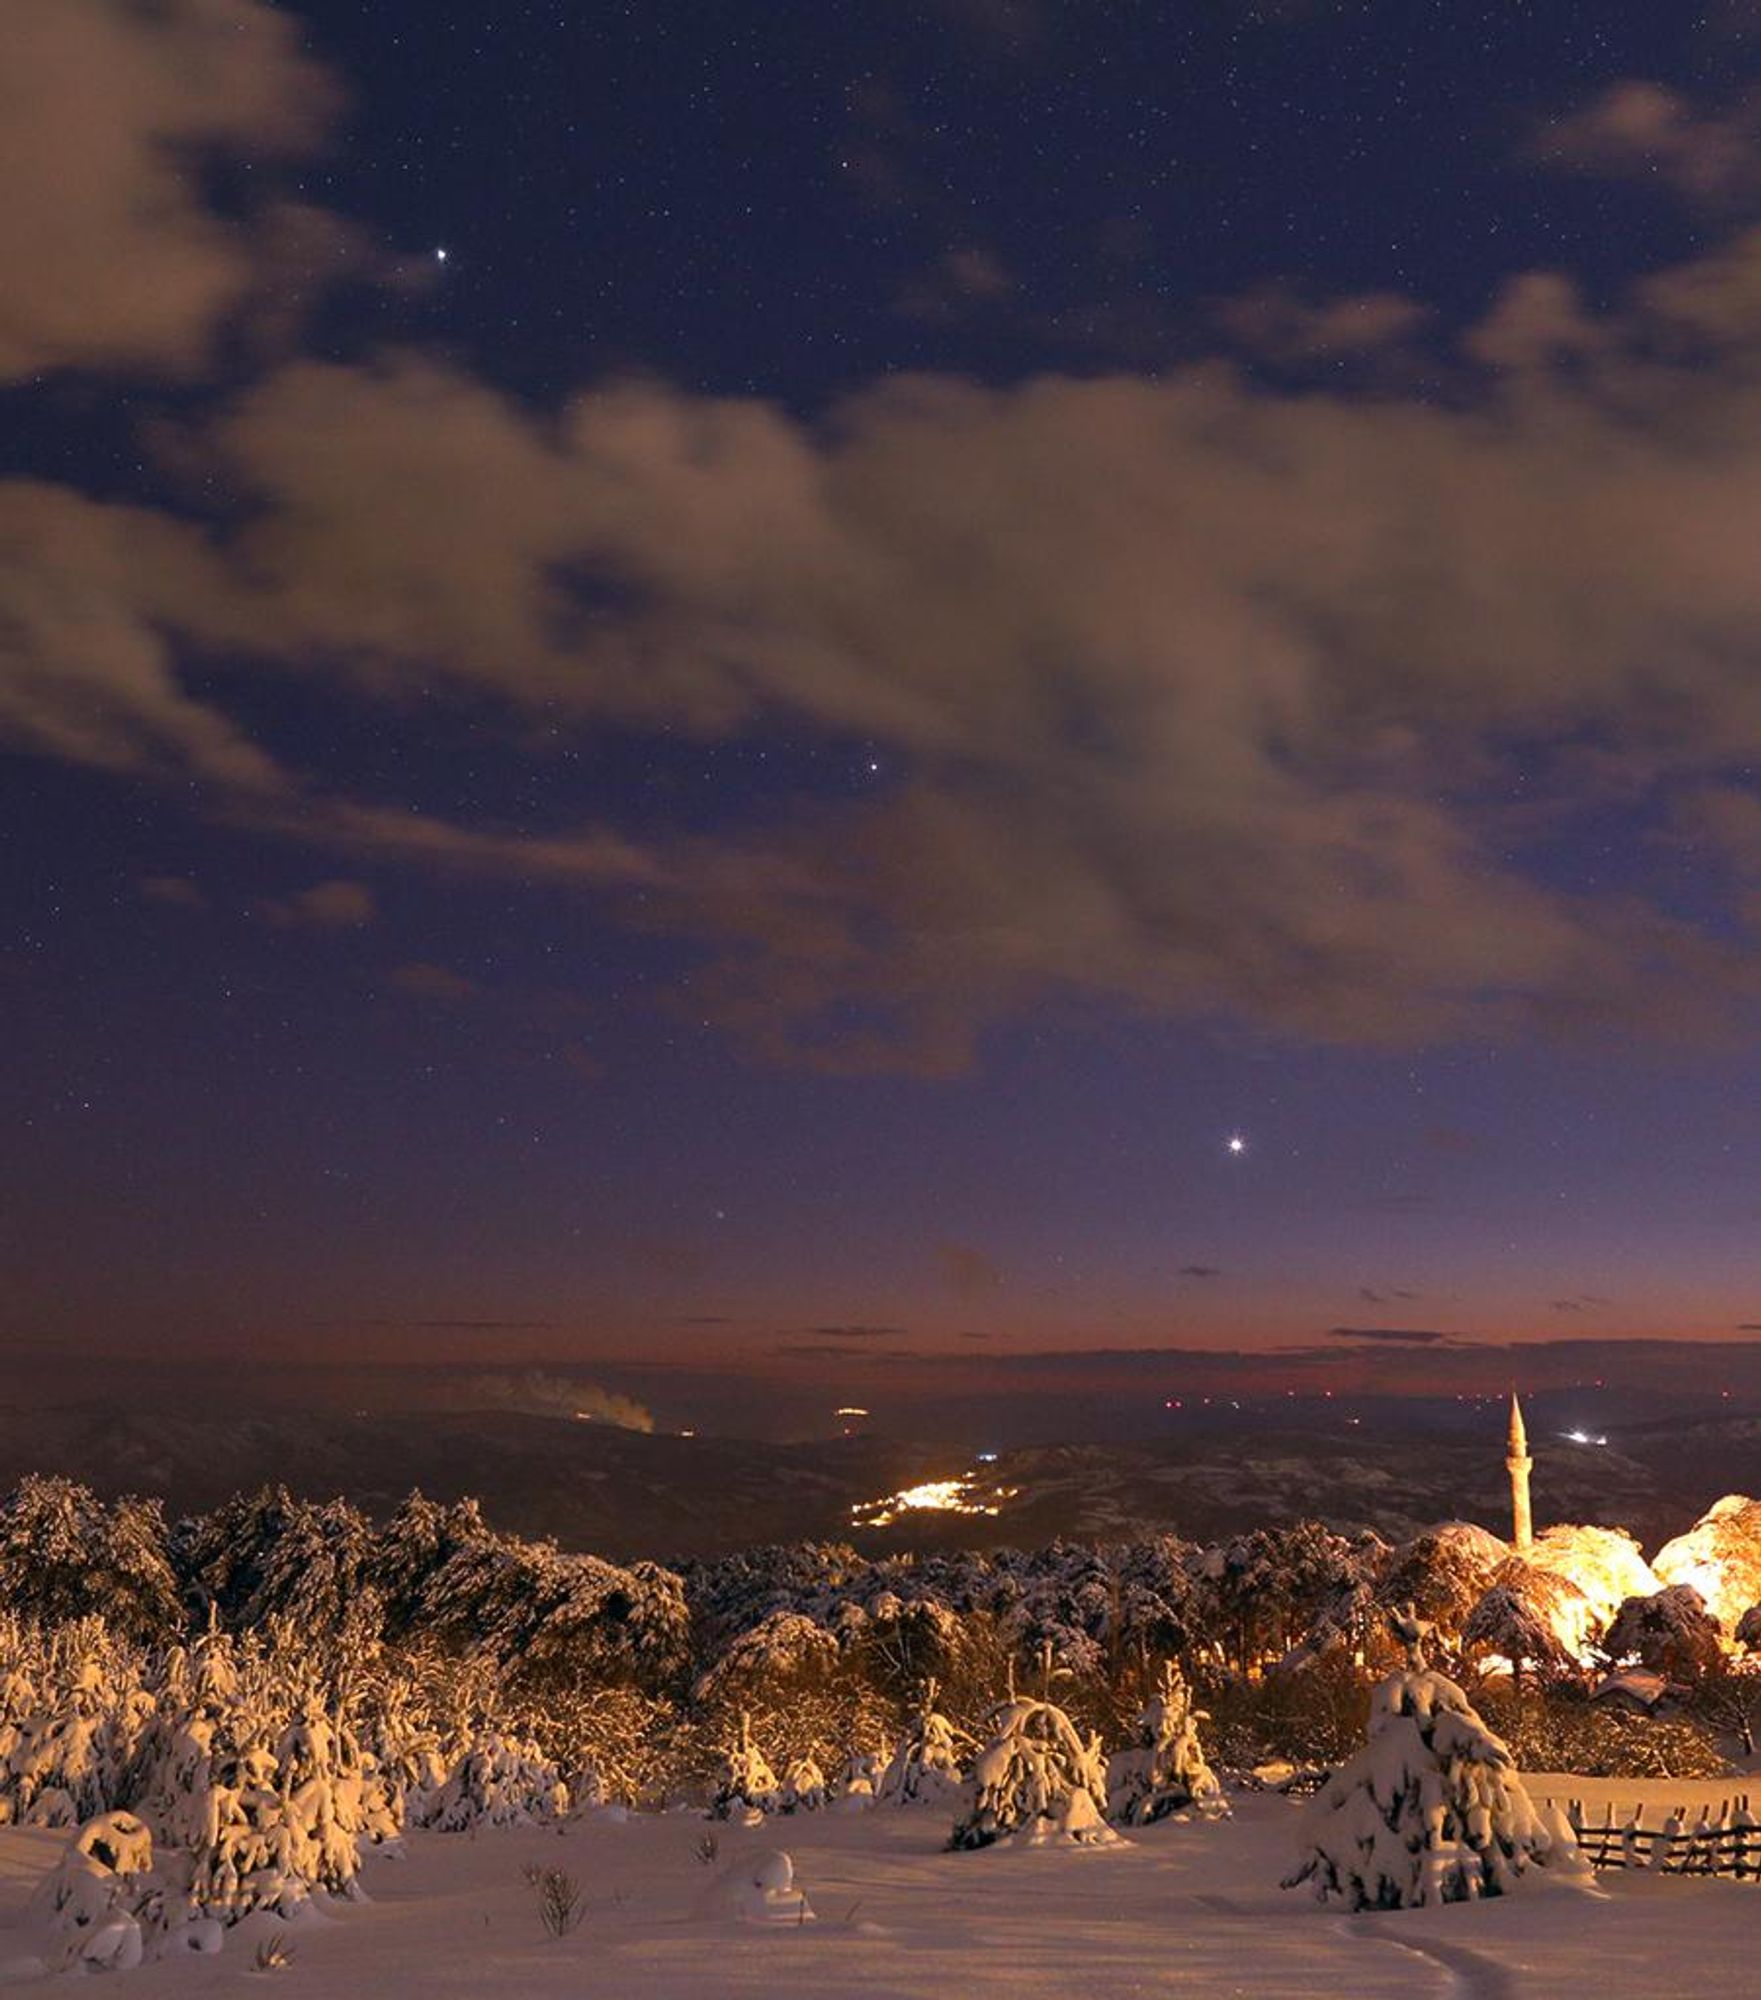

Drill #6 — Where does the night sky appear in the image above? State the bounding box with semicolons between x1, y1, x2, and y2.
8;1;1761;1435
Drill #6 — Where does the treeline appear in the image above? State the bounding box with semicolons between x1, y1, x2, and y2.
1;1475;1752;1789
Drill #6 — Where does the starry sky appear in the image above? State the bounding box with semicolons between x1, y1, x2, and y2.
9;0;1761;1436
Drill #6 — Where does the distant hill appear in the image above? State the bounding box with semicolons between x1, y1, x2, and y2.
0;1400;1746;1559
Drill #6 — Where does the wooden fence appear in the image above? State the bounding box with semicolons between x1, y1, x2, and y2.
1545;1795;1761;1879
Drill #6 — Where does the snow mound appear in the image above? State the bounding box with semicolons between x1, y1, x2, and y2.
704;1847;816;1925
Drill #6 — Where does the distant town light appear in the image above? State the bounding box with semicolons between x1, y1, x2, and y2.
851;1469;1019;1529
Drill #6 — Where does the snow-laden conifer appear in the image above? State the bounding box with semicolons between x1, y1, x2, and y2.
875;1677;966;1805
950;1694;1116;1849
1106;1661;1223;1825
1284;1618;1572;1908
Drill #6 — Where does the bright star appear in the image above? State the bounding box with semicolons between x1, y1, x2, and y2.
435;246;449;263
1226;1134;1247;1156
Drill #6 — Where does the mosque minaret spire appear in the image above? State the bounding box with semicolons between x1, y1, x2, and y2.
1506;1391;1534;1552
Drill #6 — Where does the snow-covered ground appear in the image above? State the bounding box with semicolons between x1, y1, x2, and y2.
1;1782;1753;1997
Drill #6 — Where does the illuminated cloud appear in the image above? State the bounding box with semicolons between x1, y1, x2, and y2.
1533;80;1761;205
13;27;1761;1077
0;0;347;380
388;962;480;1004
260;879;376;930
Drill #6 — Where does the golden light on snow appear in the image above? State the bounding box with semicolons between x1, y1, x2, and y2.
852;1469;1019;1529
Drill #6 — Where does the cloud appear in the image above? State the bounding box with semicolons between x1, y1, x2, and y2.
388;961;479;1004
896;245;1016;323
773;1341;917;1360
1325;1326;1461;1345
0;485;287;788
14;311;1761;1069
139;875;207;911
1213;285;1431;365
445;1368;654;1432
1178;1264;1222;1279
17;33;1761;1074
559;1043;606;1083
935;1241;1002;1297
0;0;347;381
1532;81;1761;205
807;1324;909;1339
260;879;375;929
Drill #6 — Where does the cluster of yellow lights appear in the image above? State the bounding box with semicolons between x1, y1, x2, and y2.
851;1470;1019;1529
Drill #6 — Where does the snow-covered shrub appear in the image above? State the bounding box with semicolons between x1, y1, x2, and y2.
779;1754;827;1812
1463;1567;1585;1687
1525;1524;1659;1636
1375;1524;1509;1655
1205;1649;1371;1772
875;1679;966;1805
1283;1663;1572;1908
35;1809;155;1966
708;1714;780;1819
10;1655;129;1826
1653;1496;1761;1631
416;1729;567;1831
950;1696;1116;1849
1194;1523;1381;1676
1106;1662;1222;1825
1602;1585;1724;1681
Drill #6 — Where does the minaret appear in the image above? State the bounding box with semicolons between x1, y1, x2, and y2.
1505;1391;1533;1552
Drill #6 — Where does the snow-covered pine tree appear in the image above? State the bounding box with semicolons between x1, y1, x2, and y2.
1106;1660;1223;1826
709;1713;781;1819
950;1694;1117;1849
1283;1619;1570;1908
875;1677;966;1805
779;1753;827;1812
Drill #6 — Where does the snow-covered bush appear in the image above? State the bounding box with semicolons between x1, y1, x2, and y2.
34;1809;155;1969
1462;1569;1584;1688
1653;1496;1761;1631
1284;1662;1572;1908
1602;1585;1724;1681
415;1729;567;1831
1525;1524;1659;1637
779;1754;827;1812
950;1696;1116;1849
1375;1524;1509;1654
1106;1662;1222;1825
709;1714;781;1819
1482;1688;1726;1779
875;1679;966;1805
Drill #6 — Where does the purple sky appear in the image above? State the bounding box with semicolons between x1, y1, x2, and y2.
6;2;1761;1431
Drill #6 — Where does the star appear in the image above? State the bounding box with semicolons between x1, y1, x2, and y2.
1226;1134;1247;1156
434;246;449;263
